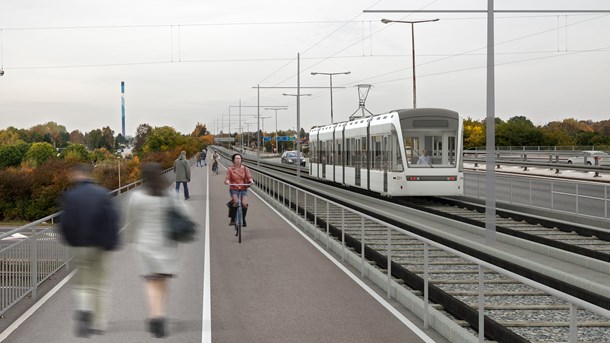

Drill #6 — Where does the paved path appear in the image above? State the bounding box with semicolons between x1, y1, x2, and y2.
1;163;444;343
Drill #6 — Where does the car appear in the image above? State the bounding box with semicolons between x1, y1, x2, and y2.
567;150;608;166
281;151;306;166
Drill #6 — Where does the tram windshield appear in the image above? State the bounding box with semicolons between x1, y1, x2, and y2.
403;135;458;168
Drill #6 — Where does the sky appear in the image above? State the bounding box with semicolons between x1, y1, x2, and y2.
1;0;609;137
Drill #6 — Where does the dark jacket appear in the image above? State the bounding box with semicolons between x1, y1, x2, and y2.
60;180;120;250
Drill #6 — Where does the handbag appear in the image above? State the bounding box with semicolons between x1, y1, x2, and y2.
166;197;197;242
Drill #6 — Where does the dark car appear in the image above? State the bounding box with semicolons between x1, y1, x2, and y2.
281;151;306;166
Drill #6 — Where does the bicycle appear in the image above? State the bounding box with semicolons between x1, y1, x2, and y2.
227;183;252;243
212;160;219;174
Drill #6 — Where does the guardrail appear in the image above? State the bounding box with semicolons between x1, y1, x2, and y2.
251;170;610;343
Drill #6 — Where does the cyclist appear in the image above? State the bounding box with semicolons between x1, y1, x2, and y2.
211;150;220;174
224;153;252;227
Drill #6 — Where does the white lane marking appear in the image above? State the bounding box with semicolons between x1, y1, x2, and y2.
0;269;77;342
202;167;212;343
250;189;437;343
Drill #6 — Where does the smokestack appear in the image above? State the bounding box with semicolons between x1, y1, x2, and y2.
121;81;126;138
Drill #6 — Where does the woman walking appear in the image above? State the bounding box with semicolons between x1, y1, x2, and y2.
123;162;191;338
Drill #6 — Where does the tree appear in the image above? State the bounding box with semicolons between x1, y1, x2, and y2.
191;123;208;137
60;144;90;163
133;123;152;154
0;129;24;145
100;126;115;151
463;118;485;149
496;116;543;147
25;142;56;166
142;126;182;153
69;130;85;144
0;145;24;168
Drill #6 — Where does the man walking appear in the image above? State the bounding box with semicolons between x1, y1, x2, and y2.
60;163;120;337
195;151;202;167
174;150;191;200
202;148;208;166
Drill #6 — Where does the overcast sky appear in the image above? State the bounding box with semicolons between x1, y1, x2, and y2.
1;0;609;137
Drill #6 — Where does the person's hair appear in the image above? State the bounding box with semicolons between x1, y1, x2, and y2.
232;153;242;162
142;162;167;197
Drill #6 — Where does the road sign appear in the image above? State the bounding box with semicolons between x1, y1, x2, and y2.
275;136;296;142
214;137;235;142
263;136;271;142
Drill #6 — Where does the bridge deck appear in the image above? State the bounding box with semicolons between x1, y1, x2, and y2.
1;164;442;342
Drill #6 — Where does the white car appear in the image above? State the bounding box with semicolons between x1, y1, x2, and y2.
567;150;608;166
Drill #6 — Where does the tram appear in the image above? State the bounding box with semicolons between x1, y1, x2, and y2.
308;108;463;196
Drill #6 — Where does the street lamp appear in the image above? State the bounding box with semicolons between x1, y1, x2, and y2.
310;71;350;124
283;92;311;179
381;18;439;108
265;107;287;154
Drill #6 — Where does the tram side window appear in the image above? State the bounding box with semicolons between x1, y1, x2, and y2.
311;140;317;163
390;131;404;172
371;135;383;170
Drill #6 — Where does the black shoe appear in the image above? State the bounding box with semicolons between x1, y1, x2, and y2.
75;311;91;338
229;220;235;226
235;228;238;236
89;329;105;335
242;221;247;227
149;317;166;338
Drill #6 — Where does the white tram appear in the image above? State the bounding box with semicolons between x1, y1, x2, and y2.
308;108;464;196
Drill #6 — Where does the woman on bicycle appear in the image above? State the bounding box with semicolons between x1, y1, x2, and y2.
224;153;253;227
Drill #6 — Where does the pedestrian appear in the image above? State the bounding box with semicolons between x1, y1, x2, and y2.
195;151;201;167
173;150;191;200
123;162;191;338
202;148;208;166
59;163;120;337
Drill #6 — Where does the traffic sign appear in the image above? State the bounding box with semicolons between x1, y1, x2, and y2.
263;136;271;142
275;136;296;141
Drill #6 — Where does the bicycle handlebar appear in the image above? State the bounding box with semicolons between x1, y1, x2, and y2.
226;183;253;186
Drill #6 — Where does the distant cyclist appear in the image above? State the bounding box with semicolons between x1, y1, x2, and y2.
211;150;220;174
224;153;253;227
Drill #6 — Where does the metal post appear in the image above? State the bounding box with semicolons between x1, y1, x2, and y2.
239;99;242;150
257;85;260;166
478;265;485;343
569;303;578;343
296;53;301;179
410;22;416;108
329;75;334;124
118;158;121;194
386;228;392;299
360;217;365;278
341;208;345;262
31;226;38;299
326;202;330;250
424;242;429;329
485;0;497;245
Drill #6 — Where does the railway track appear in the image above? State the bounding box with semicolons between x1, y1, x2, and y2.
239;155;610;343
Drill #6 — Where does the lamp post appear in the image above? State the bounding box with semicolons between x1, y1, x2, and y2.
265;107;287;154
117;157;121;194
283;92;311;179
381;18;439;108
310;71;350;124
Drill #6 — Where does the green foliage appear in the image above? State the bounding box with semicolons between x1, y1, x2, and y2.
60;144;90;163
0;145;25;169
142;126;182;153
25;142;57;166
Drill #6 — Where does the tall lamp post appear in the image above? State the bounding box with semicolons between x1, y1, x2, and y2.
381;18;439;108
283;92;311;179
310;71;350;124
265;107;287;154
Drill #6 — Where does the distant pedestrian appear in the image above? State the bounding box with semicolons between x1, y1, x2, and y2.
173;150;191;200
123;162;192;338
195;151;202;167
202;148;208;166
59;163;120;337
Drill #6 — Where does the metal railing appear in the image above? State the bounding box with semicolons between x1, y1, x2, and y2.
251;170;610;343
464;172;609;220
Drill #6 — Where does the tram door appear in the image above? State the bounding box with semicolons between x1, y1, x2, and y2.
383;136;388;193
321;141;326;179
355;138;361;186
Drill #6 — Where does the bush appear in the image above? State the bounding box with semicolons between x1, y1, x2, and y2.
25;142;56;166
0;145;24;169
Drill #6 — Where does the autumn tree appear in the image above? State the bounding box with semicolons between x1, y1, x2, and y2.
25;142;57;166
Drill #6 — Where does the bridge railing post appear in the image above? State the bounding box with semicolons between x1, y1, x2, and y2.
30;225;38;300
